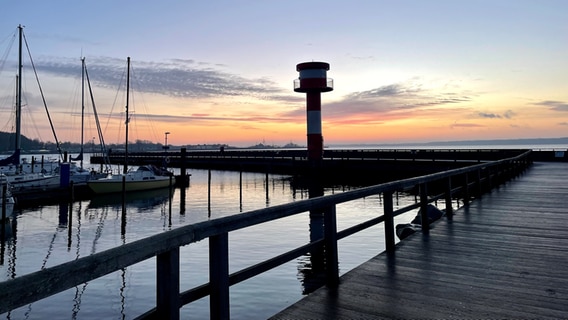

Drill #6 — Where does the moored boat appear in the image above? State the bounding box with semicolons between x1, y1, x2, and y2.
0;25;62;195
87;165;174;194
86;57;174;194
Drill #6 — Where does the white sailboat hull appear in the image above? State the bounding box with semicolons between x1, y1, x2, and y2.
88;176;173;194
87;165;175;194
1;173;60;191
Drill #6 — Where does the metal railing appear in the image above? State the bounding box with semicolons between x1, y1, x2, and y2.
0;151;532;319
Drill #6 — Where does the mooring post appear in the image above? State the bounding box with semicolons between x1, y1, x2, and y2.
239;171;243;211
169;175;173;226
265;172;269;202
207;169;211;217
180;147;187;186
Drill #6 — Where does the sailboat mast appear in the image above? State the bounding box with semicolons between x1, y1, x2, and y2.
15;25;23;161
123;57;130;174
79;57;85;168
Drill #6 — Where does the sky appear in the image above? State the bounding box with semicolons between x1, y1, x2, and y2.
0;0;567;147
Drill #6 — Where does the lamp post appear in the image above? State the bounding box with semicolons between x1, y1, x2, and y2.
164;132;170;152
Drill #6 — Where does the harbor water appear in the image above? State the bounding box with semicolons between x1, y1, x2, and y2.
0;158;423;319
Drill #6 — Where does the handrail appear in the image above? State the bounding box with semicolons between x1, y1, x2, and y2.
0;150;532;319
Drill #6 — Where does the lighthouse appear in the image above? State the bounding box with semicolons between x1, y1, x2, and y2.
294;62;333;163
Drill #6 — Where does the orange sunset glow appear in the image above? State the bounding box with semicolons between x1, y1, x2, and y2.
1;1;566;148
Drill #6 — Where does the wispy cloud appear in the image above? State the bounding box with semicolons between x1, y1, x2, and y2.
478;110;515;119
30;56;292;101
12;56;480;129
310;79;473;124
533;100;568;112
450;122;485;129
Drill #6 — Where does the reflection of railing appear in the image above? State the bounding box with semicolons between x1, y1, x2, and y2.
0;151;532;318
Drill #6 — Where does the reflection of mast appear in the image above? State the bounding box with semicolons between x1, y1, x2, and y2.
72;206;110;317
23;209;65;315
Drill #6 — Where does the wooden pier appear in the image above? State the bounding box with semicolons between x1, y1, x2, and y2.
271;161;568;319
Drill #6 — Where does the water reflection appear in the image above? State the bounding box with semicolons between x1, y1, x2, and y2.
0;169;414;319
87;188;174;210
301;168;327;294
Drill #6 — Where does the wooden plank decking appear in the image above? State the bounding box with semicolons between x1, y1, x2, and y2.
271;162;568;319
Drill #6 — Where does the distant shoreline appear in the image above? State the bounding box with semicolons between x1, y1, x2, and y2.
2;137;567;155
329;137;568;149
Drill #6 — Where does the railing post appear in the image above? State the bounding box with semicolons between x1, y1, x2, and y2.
462;173;470;205
445;177;453;219
383;191;395;252
323;205;339;288
210;233;230;319
157;248;180;320
419;183;429;231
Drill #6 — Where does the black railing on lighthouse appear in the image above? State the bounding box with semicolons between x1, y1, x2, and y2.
0;151;532;319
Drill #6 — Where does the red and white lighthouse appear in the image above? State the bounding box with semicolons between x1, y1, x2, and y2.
294;62;333;162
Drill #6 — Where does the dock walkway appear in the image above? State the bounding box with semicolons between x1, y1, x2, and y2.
272;162;568;319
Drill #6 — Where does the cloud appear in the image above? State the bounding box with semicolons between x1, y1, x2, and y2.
450;122;485;129
125;112;299;125
315;79;473;124
477;109;515;119
478;112;501;118
10;55;478;129
28;56;292;101
533;100;568;112
503;110;515;119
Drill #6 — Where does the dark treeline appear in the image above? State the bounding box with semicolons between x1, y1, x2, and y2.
0;131;171;154
0;132;302;155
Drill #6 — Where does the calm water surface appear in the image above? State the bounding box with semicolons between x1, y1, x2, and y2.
1;162;429;319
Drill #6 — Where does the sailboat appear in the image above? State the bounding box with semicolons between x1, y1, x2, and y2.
0;25;61;193
87;57;174;194
60;57;107;185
